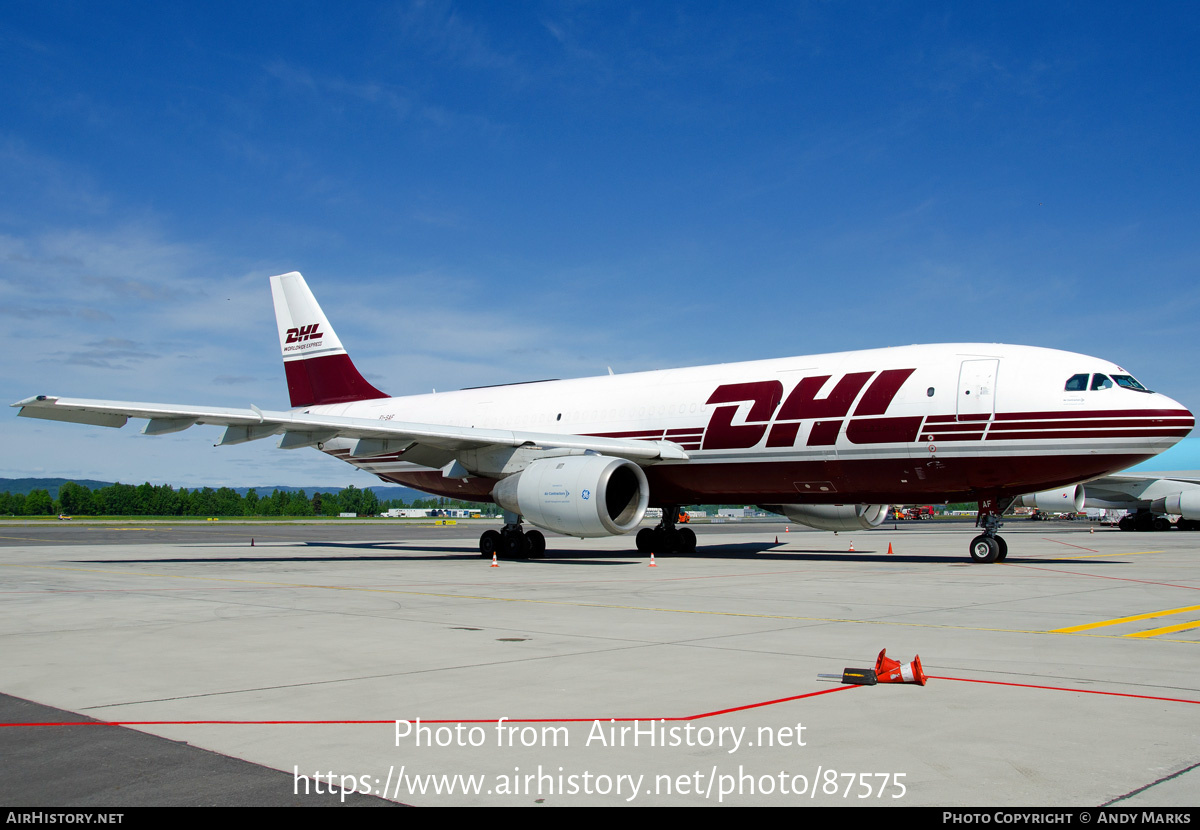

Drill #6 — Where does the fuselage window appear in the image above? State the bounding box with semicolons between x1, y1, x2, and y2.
1064;374;1088;392
1090;374;1113;391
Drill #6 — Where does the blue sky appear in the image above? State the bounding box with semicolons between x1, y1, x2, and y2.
3;2;1198;487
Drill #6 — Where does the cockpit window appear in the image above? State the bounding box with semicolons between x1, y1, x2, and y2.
1090;374;1113;391
1064;374;1088;392
1112;374;1152;393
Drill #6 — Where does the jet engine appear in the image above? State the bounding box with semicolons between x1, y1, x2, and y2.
491;455;649;537
1019;486;1085;513
1156;491;1200;520
763;503;889;532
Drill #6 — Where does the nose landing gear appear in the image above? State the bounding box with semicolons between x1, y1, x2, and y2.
969;496;1012;563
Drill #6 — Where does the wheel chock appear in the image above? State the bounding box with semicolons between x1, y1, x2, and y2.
818;668;878;686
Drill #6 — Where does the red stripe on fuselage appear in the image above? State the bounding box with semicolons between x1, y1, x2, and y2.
995;408;1193;421
374;452;1158;507
989;418;1194;431
987;428;1191;441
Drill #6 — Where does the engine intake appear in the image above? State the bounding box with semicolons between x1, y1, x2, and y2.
763;503;889;532
492;455;649;537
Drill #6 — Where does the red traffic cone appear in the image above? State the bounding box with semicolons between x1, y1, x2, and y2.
874;648;927;685
785;526;789;532
775;536;779;544
887;542;893;555
251;538;254;547
490;552;499;568
649;553;657;567
849;540;855;551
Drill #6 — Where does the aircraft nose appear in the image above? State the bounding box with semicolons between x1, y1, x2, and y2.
1156;393;1195;437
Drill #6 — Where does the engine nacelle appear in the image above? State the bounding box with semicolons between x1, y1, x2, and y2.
765;503;889;532
491;455;649;537
1158;490;1200;520
1019;486;1085;513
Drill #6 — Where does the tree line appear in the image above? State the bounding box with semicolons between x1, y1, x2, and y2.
1;481;496;518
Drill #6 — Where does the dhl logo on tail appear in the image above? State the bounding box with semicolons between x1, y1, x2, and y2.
285;324;324;344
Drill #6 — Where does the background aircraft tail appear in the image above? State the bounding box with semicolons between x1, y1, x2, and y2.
269;271;388;408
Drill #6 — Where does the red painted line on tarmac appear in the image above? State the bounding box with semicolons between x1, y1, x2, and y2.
9;678;1199;729
0;685;856;728
1004;563;1199;591
1040;537;1099;552
929;676;1200;705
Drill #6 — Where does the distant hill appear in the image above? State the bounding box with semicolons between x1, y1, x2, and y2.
0;478;432;503
0;478;115;499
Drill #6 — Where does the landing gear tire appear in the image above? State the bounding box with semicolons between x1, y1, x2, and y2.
969;534;1000;564
479;530;501;558
503;531;530;559
995;536;1008;561
526;530;546;559
635;526;695;554
658;528;681;554
1119;516;1134;531
678;527;697;553
637;503;696;555
636;527;655;553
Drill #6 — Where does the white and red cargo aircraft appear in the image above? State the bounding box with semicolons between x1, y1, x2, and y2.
13;272;1194;562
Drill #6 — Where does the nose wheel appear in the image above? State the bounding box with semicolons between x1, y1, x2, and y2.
969;497;1010;563
968;534;1007;563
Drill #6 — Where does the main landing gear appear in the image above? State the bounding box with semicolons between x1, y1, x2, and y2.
968;496;1012;563
479;512;545;559
635;505;697;554
1118;510;1178;532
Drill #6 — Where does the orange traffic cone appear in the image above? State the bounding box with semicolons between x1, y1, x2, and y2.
775;536;779;544
874;648;927;685
251;538;254;547
785;526;789;532
887;542;894;555
849;540;855;551
649;553;657;567
490;552;499;568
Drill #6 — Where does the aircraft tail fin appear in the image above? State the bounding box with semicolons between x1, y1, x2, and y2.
269;272;388;408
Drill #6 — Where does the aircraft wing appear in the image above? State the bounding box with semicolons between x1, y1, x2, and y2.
11;395;690;463
1077;471;1200;510
1085;472;1200;488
